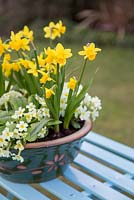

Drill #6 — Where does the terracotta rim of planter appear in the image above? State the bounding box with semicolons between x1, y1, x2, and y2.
25;120;92;149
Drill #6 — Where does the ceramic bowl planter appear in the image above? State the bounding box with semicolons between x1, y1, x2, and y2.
0;121;92;183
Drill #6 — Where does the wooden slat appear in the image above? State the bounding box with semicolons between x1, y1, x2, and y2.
63;165;132;200
80;141;134;175
74;154;134;195
85;132;134;161
40;178;92;200
0;194;9;200
0;177;50;200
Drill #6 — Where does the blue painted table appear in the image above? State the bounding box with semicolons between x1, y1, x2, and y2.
0;131;134;200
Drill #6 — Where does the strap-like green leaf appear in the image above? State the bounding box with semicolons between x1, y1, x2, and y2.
9;96;27;110
0;111;12;125
26;118;50;142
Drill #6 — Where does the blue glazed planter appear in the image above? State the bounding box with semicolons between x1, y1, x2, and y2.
0;121;92;183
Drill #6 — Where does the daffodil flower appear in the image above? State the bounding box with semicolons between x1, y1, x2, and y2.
79;43;101;61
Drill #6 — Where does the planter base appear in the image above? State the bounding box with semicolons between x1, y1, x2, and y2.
0;121;92;183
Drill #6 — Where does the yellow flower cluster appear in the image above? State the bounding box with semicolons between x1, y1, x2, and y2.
43;20;66;40
0;26;33;77
0;20;101;100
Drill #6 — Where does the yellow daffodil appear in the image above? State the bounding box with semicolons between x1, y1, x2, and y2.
2;54;12;77
55;20;66;35
43;20;66;40
20;26;34;41
44;63;57;74
0;38;9;57
55;43;72;66
44;47;55;64
78;43;101;61
2;62;12;77
68;77;77;90
27;63;38;77
3;53;11;62
11;62;21;72
37;53;46;67
43;22;58;40
9;31;30;51
45;88;55;99
38;70;52;84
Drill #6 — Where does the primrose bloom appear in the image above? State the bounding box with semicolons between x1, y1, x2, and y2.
16;121;28;132
68;77;77;90
38;127;48;138
2;127;13;141
26;102;36;112
79;43;101;61
12;154;24;163
12;107;25;119
0;136;7;147
14;140;24;151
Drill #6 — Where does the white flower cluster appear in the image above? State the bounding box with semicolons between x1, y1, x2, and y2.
0;99;50;162
60;83;101;121
0;86;101;163
75;93;102;121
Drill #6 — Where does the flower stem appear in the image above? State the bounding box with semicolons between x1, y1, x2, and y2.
78;58;87;87
74;59;87;95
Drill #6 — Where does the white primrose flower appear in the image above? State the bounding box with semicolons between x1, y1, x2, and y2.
60;106;66;117
91;110;99;121
26;102;36;112
12;154;24;163
41;107;50;118
83;93;92;106
12;107;25;119
36;109;43;121
30;109;37;118
2;127;13;141
24;112;33;123
13;129;21;139
60;98;67;117
35;95;46;106
16;121;28;132
0;149;10;158
90;96;102;110
0;136;8;147
79;106;91;121
14;140;24;151
62;83;69;97
38;127;48;138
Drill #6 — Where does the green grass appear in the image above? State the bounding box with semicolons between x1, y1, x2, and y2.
37;40;134;146
70;45;134;147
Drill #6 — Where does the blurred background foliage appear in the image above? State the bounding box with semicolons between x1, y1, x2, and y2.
0;0;134;146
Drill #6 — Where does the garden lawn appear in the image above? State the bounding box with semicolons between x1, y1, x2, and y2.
37;41;134;147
